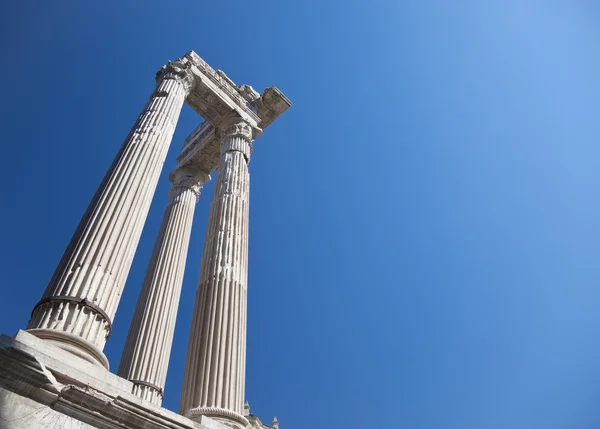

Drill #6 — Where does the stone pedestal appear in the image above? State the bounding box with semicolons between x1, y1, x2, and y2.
180;120;257;429
5;50;291;429
0;330;230;429
118;166;210;405
27;61;194;369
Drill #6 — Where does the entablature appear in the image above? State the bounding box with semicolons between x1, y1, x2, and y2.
184;51;261;127
182;51;291;129
177;122;220;174
173;51;292;174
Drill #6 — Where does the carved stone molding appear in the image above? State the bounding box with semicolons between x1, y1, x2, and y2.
239;84;260;103
22;328;109;369
0;331;205;429
169;166;210;202
218;120;254;142
215;120;255;162
186;406;250;429
177;123;221;175
170;177;202;200
185;52;247;108
156;60;195;93
27;60;192;366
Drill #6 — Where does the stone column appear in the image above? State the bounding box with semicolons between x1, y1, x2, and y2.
118;165;210;406
27;61;195;369
180;119;259;429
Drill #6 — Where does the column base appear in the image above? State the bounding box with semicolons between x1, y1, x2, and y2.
26;328;109;369
0;330;210;429
186;406;249;429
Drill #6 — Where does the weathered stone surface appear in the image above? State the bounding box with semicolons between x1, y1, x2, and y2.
174;52;290;429
6;50;291;429
183;52;261;127
244;402;279;429
180;119;256;429
183;51;291;131
175;51;291;180
0;330;231;429
27;59;195;369
178;122;221;176
118;166;210;406
0;391;96;429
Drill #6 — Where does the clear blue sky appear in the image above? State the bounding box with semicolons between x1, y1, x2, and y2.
1;1;600;428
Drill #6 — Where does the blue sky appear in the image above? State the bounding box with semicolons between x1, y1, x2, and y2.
1;1;600;428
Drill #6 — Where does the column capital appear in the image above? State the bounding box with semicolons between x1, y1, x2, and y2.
169;165;210;202
216;118;262;142
27;67;191;368
180;116;252;426
156;60;195;93
216;118;262;161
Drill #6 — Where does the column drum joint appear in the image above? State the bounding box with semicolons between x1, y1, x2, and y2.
31;296;113;339
130;379;164;398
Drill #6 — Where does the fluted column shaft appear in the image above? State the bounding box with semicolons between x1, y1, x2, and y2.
27;63;194;368
118;166;209;406
180;120;256;428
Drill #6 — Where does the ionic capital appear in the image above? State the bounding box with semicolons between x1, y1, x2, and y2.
216;119;262;161
156;60;195;93
217;120;254;142
168;166;210;202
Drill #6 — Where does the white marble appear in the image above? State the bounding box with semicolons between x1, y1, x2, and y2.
180;120;256;429
26;59;195;369
9;50;292;429
118;165;210;405
244;402;280;429
0;330;231;429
